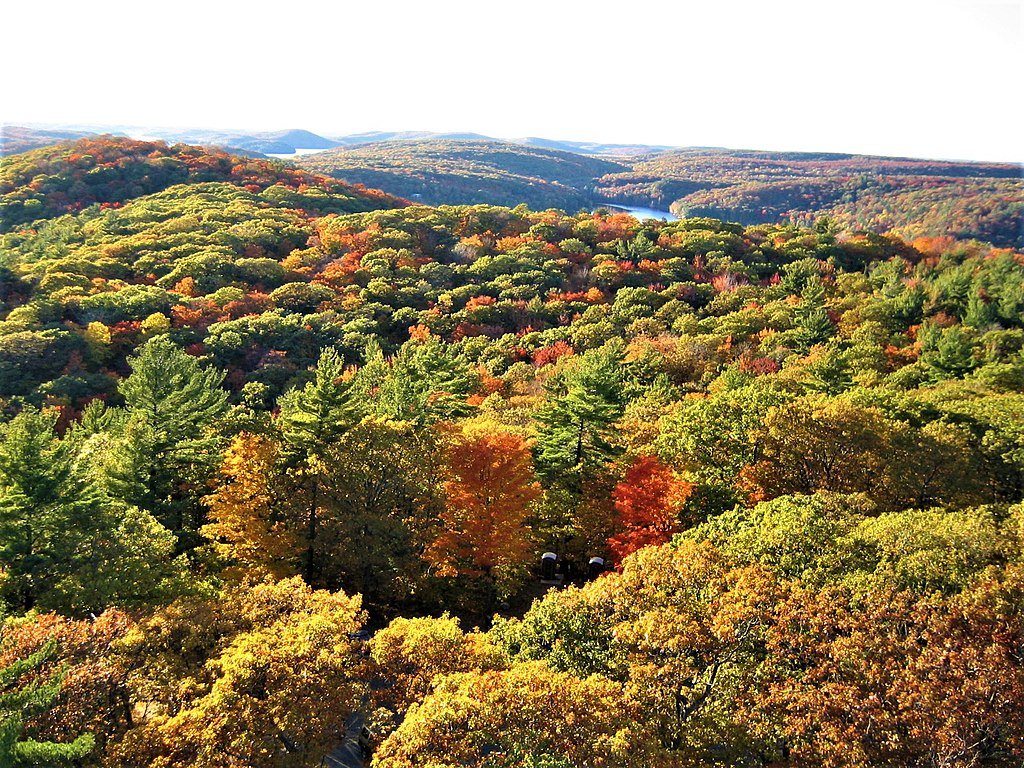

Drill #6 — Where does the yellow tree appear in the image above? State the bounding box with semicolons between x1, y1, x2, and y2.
740;396;892;502
202;433;299;582
373;661;641;768
605;541;782;759
110;578;368;768
367;614;502;736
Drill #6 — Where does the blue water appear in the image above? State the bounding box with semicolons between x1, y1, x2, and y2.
266;148;331;159
597;204;678;221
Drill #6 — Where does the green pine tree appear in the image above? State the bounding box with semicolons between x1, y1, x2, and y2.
0;640;93;768
353;337;477;426
534;342;626;492
114;336;228;540
805;341;854;394
963;291;995;329
793;277;835;353
0;409;103;611
922;325;979;380
279;346;358;458
277;347;360;584
0;408;178;614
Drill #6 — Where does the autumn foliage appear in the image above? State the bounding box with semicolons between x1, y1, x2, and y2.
425;424;540;594
0;138;1023;767
607;455;693;561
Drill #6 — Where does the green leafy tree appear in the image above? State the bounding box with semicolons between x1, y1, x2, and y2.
657;382;789;516
315;417;439;607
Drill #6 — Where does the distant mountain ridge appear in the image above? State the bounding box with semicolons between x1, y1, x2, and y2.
141;127;343;154
3;126;1019;246
0;125;100;155
512;136;675;157
333;131;495;145
2;125;678;158
0;126;344;157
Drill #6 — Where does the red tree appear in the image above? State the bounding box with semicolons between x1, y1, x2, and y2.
607;455;692;562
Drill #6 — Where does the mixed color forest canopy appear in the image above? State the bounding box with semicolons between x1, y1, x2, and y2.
0;136;1022;767
299;139;1024;248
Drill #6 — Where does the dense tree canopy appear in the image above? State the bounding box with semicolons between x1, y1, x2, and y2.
0;138;1022;767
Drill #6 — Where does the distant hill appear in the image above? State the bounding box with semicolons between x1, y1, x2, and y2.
300;139;628;210
607;149;1023;247
265;129;340;149
513;136;675;157
6;127;1019;245
0;125;99;155
334;131;496;145
0;136;404;230
1;126;342;157
297;139;1022;245
153;128;341;154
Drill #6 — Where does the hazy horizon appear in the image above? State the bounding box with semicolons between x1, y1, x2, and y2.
3;0;1021;164
5;120;1022;165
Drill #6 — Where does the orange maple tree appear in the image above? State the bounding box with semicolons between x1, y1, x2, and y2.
607;455;693;562
425;425;540;592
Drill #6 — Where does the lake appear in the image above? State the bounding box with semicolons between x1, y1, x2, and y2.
265;148;332;159
596;203;678;221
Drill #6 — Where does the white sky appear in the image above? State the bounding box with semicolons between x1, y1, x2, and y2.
3;0;1022;161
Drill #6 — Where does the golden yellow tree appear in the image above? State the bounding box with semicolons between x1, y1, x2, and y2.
367;613;502;736
373;661;640;768
202;433;299;581
600;541;782;758
110;578;368;768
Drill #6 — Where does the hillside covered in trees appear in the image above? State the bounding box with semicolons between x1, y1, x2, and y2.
636;149;1024;248
303;140;1023;248
0;137;402;230
300;138;628;210
0;136;1022;767
7;130;1019;248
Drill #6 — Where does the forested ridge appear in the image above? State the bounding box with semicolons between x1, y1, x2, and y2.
0;136;1022;767
301;139;1023;248
299;138;627;211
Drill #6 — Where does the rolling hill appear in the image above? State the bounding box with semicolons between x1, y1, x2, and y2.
0;136;404;230
0;125;100;155
512;136;675;156
300;140;1022;246
4;130;1020;246
299;138;629;210
609;149;1024;247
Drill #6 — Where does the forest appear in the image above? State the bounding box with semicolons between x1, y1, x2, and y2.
301;140;1023;248
0;136;1022;767
6;130;1020;248
299;139;625;211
